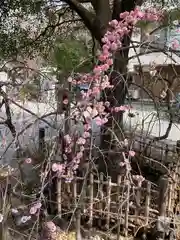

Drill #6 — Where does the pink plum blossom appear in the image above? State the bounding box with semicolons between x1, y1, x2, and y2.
25;158;32;164
67;77;72;82
94;117;104;126
35;202;42;209
52;163;59;172
129;150;135;157
76;151;83;159
64;134;72;145
80;146;85;152
133;175;145;187
30;202;42;215
45;221;57;232
109;19;118;27
52;163;64;173
83;131;90;138
63;98;69;105
77;137;86;145
172;39;179;49
84;124;91;131
29;206;37;215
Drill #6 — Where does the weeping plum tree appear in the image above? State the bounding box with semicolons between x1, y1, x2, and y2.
60;0;180;151
59;0;158;152
0;1;180;237
62;0;144;141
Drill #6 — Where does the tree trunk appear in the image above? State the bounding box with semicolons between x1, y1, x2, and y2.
100;0;139;151
97;0;144;179
64;0;143;176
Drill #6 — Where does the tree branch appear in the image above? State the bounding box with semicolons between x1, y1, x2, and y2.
0;89;16;138
63;0;97;37
90;0;111;37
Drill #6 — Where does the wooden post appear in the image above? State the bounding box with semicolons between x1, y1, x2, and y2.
168;163;174;215
66;182;71;210
157;175;171;240
89;173;94;228
135;187;141;225
57;178;62;218
99;173;104;215
0;173;11;240
106;176;112;229
73;177;77;206
144;181;151;225
117;175;122;240
167;179;172;216
98;172;104;228
76;208;82;240
158;176;169;216
172;168;177;214
124;183;130;237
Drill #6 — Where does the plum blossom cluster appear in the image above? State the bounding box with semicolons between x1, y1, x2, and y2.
171;39;180;49
51;7;164;180
29;202;42;215
113;105;132;113
52;132;87;181
101;7;162;61
119;148;136;171
132;175;145;187
40;221;57;240
45;221;57;233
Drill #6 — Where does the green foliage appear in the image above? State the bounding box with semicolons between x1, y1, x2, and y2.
0;0;180;65
0;0;53;61
0;0;46;19
51;38;93;74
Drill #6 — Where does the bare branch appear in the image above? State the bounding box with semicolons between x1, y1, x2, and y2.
9;99;57;130
0;89;16;138
63;0;96;36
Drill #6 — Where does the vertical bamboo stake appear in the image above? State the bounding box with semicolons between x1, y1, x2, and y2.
117;175;122;240
157;176;169;240
175;165;178;205
124;183;130;237
99;172;104;215
81;177;87;214
57;178;62;218
177;160;180;214
67;182;71;194
106;176;112;229
73;177;77;206
0;176;11;240
158;176;169;216
97;172;104;228
67;182;71;210
169;163;174;214
89;173;94;228
164;144;169;162
76;208;82;240
167;180;172;215
171;169;176;214
135;186;141;225
144;181;151;225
